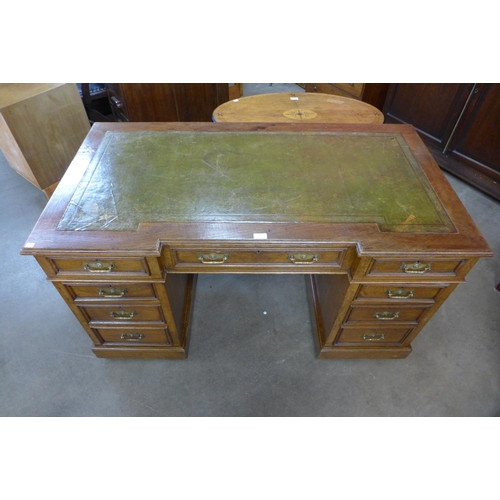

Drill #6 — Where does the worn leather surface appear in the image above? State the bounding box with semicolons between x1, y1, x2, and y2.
58;130;455;233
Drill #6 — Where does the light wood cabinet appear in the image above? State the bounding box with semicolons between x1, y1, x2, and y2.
0;83;90;197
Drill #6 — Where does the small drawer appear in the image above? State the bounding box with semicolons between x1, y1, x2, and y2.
168;247;347;270
334;83;364;97
365;259;464;278
345;305;429;324
94;327;171;345
81;304;165;325
355;284;444;302
335;326;412;346
46;256;153;278
67;283;157;302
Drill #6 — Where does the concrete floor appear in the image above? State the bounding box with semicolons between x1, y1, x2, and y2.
1;83;500;416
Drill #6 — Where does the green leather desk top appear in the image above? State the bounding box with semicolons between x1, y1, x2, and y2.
58;130;455;233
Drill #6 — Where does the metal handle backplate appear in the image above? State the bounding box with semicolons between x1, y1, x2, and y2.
362;333;385;341
288;253;319;265
110;311;136;320
374;311;399;321
386;288;414;299
83;260;115;273
197;252;229;264
98;286;128;298
401;261;432;274
120;333;144;340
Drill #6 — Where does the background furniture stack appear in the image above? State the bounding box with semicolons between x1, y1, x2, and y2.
106;83;229;122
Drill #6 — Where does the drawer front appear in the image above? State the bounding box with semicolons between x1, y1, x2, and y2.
169;248;347;270
365;259;464;278
81;304;165;324
67;283;157;302
334;83;364;97
335;327;412;346
94;327;171;345
355;284;444;302
345;305;428;324
47;257;153;278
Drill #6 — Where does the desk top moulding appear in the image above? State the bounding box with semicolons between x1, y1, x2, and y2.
21;122;493;360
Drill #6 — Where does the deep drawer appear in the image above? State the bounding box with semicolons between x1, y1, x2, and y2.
335;326;412;346
355;284;444;302
66;283;157;302
45;256;153;278
344;305;429;324
94;327;171;345
81;304;165;324
168;247;348;270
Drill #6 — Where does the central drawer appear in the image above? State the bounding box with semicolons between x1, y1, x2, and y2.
165;247;349;271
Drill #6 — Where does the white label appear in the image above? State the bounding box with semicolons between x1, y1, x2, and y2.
290;97;299;100
253;233;268;240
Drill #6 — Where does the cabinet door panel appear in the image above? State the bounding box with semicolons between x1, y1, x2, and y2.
384;84;473;147
449;84;500;179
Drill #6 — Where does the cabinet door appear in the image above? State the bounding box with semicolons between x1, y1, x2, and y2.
111;84;229;122
446;84;500;184
383;83;474;149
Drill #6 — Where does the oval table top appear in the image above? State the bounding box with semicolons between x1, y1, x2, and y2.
213;92;384;124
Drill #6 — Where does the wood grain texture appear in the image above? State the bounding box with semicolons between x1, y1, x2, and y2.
0;83;90;194
213;93;384;123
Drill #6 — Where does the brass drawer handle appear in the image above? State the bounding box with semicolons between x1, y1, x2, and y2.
288;253;319;265
120;333;144;340
197;252;229;264
374;311;399;321
98;286;128;298
401;261;432;274
386;288;414;299
83;260;115;273
110;311;136;319
362;333;385;341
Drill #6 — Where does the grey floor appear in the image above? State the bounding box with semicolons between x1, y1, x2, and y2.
1;83;500;417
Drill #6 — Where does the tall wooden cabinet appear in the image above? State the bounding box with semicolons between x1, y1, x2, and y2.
106;83;229;122
383;83;500;201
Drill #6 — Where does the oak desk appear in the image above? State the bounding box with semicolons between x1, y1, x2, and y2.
21;122;492;360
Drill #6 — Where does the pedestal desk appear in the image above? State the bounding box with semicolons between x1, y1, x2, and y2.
21;122;492;360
